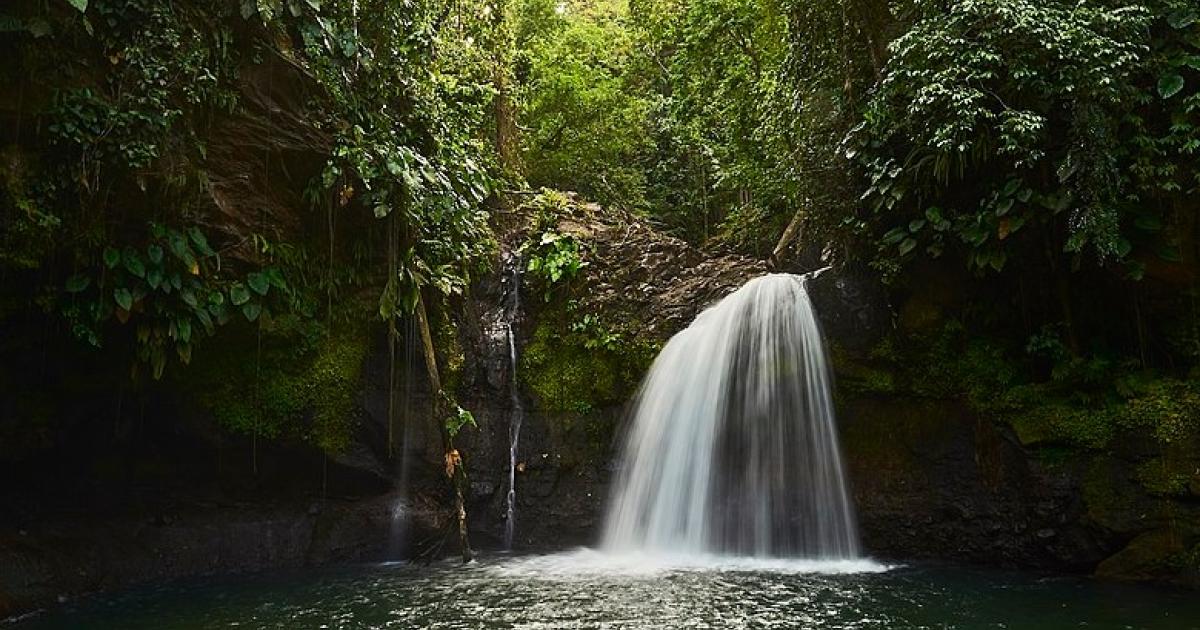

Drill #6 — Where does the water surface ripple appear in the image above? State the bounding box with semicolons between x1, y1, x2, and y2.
13;550;1199;629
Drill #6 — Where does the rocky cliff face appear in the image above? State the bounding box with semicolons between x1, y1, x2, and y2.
5;197;1197;620
430;198;1199;586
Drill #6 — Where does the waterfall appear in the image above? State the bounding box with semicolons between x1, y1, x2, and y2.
503;253;525;550
386;317;418;560
602;273;860;559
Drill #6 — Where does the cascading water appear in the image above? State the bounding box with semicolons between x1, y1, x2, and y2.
602;272;860;559
386;317;419;560
502;253;525;550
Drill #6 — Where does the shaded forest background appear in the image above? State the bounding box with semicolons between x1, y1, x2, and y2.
1;0;1199;531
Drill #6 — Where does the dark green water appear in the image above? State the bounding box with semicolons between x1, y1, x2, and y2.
12;550;1200;629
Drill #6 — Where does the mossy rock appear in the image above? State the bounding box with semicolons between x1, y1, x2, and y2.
839;397;968;494
829;343;897;396
187;326;369;454
520;299;656;415
1095;528;1198;583
1081;457;1185;535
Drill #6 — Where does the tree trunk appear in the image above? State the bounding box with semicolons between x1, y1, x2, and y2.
769;208;805;268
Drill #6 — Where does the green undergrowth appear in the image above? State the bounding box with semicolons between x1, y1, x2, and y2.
517;189;658;414
185;315;369;455
520;298;657;417
838;319;1200;464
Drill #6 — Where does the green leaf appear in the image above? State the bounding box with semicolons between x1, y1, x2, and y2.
147;268;163;290
247;271;270;296
1167;10;1197;29
230;282;251;306
113;287;133;311
881;227;908;246
123;249;145;278
242;302;262;322
147;244;163;265
168;233;196;268
196;309;215;335
988;250;1007;272
66;274;91;293
908;219;926;233
266;267;287;289
67;0;88;12
445;405;476;438
898;238;917;256
1158;74;1185;99
176;319;192;343
181;289;199;308
1115;238;1132;258
188;227;214;256
103;247;120;269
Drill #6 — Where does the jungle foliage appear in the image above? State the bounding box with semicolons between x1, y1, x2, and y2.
0;0;501;459
3;0;1200;479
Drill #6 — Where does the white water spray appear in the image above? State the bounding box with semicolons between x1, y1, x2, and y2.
602;273;860;558
503;254;525;550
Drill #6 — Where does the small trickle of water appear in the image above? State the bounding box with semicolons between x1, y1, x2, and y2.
603;273;860;559
386;318;419;560
502;253;525;550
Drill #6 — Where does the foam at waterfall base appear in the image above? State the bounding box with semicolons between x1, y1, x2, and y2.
484;548;892;579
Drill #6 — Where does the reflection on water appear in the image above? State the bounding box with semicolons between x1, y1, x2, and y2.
14;550;1200;629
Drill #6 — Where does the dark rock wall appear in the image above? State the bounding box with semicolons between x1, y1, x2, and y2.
445;211;1198;587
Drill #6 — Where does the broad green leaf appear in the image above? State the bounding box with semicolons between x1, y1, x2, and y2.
266;267;287;290
247;271;269;296
123;249;145;278
898;238;917;256
147;244;163;264
113;287;133;311
242;302;262;322
196;309;214;335
66;274;90;293
67;0;87;12
882;227;908;246
103;247;120;269
147;268;163;290
1158;74;1185;99
988;250;1006;272
188;227;214;256
230;282;251;306
168;234;196;268
1167;10;1197;29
